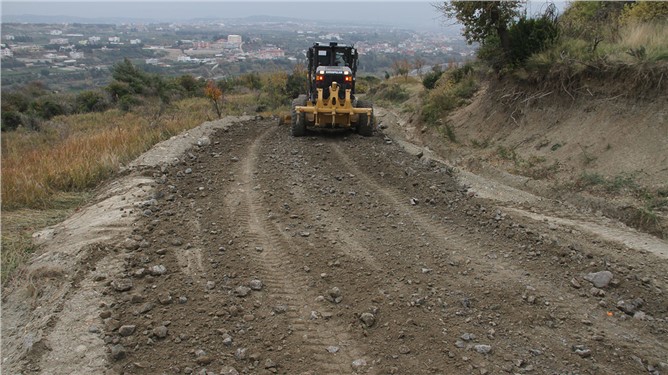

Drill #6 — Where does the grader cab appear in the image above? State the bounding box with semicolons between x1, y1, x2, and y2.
291;42;374;137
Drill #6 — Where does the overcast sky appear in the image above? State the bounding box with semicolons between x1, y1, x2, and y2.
1;1;455;30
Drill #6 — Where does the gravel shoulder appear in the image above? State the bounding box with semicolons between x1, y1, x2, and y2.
2;116;667;375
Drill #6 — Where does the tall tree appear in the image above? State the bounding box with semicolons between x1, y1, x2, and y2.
435;1;523;54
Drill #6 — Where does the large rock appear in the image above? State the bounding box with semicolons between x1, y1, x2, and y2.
583;271;614;288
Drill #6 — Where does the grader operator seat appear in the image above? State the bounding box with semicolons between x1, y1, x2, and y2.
292;41;374;137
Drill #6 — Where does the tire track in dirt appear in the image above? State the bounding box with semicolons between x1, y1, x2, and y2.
324;140;668;374
224;126;367;374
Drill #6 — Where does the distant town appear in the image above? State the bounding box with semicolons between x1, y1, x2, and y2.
1;18;475;92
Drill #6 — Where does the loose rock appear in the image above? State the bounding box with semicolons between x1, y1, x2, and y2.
584;271;614;288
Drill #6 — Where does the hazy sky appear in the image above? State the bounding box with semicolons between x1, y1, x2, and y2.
1;1;453;30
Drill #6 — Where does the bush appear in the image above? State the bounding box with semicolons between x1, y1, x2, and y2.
368;83;409;103
421;67;478;124
75;90;110;113
507;15;559;66
1;111;23;132
620;2;668;24
285;65;307;99
422;67;444;90
31;96;68;120
178;74;204;97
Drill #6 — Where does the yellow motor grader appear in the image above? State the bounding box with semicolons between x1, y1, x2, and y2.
291;42;374;137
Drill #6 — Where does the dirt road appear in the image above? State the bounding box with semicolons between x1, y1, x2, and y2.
4;117;668;374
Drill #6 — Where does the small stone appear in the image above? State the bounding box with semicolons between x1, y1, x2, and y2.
110;344;126;360
178;296;188;304
206;281;216;290
264;359;276;368
249;279;263;291
584;271;614;288
399;345;411;354
351;359;368;371
326;346;340;353
150;265;167;276
118;325;136;337
88;325;100;333
570;278;582;289
99;311;112;319
104;319;121;332
273;305;288;314
123;239;139;251
235;347;247;360
235;286;251;297
195;356;213;365
220;366;239;375
158;293;172;305
617;298;644;315
243;314;255;322
474;344;492;354
360;312;376;328
222;334;233;346
461;333;476;341
590;287;606;297
136;302;154;314
111;279;133;292
153;326;168;339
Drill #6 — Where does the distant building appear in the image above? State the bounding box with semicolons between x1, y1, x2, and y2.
88;36;101;44
50;30;63;35
70;51;84;59
4;35;15;41
1;48;14;58
145;58;159;65
227;35;242;44
50;38;69;45
130;39;142;45
109;36;121;43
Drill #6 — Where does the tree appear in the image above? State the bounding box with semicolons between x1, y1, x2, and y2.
434;1;522;55
204;80;224;119
414;57;425;78
393;59;411;81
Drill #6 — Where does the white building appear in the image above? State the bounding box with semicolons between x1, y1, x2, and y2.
70;51;84;59
145;58;159;65
50;38;69;45
108;36;121;43
227;35;242;44
4;35;15;41
89;36;101;44
1;48;14;57
50;30;63;35
130;39;142;45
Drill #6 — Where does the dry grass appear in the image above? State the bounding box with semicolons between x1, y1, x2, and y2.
1;97;211;285
2;98;210;210
617;22;668;61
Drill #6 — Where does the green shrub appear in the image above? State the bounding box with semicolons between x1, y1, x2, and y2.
31;96;68;120
422;67;444;90
368;83;410;103
421;66;478;124
1;111;23;132
507;16;559;65
75;90;110;113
